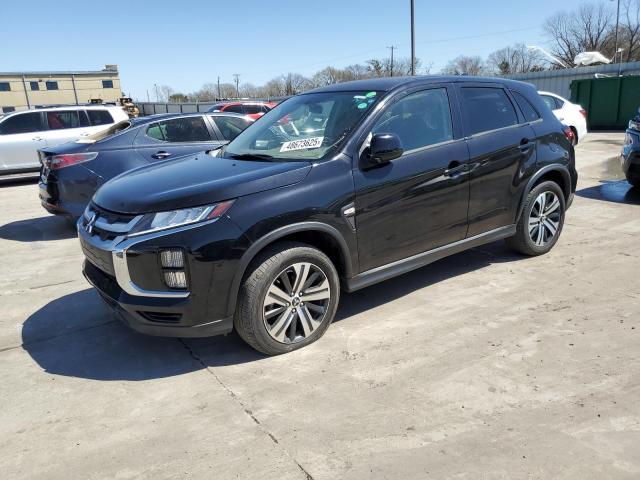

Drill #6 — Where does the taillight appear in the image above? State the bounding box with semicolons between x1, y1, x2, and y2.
563;126;575;144
579;108;587;119
48;152;98;170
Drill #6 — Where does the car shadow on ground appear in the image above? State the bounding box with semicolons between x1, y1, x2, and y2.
22;241;525;381
576;180;640;205
0;175;39;188
0;215;76;242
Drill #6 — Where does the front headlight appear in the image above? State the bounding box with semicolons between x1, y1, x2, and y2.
128;200;234;237
629;119;640;132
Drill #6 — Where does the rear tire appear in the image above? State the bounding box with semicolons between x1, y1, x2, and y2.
506;181;565;256
234;242;340;355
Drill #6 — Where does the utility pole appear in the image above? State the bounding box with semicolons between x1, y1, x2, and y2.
217;76;221;100
387;46;396;76
146;89;150;102
612;0;621;76
154;83;159;102
410;0;416;75
233;74;240;99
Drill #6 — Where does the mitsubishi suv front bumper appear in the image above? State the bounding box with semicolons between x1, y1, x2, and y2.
78;203;248;337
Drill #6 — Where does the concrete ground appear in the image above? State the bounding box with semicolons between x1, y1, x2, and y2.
1;132;639;479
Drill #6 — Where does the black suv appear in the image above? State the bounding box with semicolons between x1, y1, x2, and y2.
79;76;577;355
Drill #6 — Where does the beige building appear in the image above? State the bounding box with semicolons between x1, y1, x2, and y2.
0;65;122;113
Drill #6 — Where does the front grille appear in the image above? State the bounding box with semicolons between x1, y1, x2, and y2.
80;235;115;276
82;203;140;241
137;311;183;324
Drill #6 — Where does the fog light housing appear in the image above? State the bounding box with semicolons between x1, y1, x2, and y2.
163;271;187;289
160;250;185;268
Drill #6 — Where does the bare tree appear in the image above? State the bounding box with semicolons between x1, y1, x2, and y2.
157;85;174;102
487;43;547;74
544;2;614;66
442;55;487;76
619;0;640;61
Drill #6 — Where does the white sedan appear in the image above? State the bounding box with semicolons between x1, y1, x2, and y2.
0;105;129;174
539;91;588;145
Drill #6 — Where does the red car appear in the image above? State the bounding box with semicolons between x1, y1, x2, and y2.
207;101;278;120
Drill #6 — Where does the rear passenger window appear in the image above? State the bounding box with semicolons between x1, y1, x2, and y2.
512;91;540;122
243;105;262;114
46;110;81;130
372;88;453;151
87;109;114;126
460;87;518;136
146;117;211;142
224;104;245;114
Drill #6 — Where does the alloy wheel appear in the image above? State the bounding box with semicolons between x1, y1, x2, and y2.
528;191;561;247
263;262;331;344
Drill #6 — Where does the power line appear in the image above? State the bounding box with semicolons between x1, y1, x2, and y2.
240;26;540;78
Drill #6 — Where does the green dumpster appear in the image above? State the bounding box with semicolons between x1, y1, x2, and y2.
570;76;640;129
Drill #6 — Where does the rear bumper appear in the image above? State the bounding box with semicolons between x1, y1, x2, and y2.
39;179;85;217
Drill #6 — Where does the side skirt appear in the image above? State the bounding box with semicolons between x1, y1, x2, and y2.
344;225;516;292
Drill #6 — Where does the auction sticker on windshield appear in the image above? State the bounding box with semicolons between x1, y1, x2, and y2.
280;137;324;152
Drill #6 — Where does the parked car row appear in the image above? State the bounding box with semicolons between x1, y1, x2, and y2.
0;105;129;172
74;76;579;355
39;112;254;217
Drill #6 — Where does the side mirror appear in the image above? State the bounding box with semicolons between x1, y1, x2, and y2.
368;133;403;166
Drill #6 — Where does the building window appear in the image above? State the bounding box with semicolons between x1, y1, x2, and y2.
0;82;11;92
45;81;59;90
2;106;15;113
30;81;40;91
102;80;114;89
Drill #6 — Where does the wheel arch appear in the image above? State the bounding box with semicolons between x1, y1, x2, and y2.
516;164;571;222
226;222;354;317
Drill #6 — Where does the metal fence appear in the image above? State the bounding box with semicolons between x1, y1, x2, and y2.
138;102;216;116
506;61;640;99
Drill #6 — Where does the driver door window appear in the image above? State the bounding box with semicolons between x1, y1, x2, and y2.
372;88;453;152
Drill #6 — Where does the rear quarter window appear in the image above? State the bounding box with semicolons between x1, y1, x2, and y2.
87;109;114;126
512;91;540;122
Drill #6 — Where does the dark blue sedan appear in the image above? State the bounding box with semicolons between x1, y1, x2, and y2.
39;112;254;218
623;108;640;188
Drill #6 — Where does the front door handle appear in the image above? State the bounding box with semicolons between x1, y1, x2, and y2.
32;137;43;141
151;151;172;159
444;161;467;178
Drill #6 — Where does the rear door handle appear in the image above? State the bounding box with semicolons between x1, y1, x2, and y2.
444;161;467;177
519;138;534;151
32;137;43;141
151;151;172;159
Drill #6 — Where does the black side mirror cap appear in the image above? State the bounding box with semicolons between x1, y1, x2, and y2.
367;133;403;166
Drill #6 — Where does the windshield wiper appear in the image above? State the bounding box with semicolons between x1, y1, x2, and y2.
229;153;276;161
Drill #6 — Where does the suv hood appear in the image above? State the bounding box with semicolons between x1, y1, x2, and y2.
93;152;312;214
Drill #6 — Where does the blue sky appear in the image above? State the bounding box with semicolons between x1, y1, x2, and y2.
0;0;590;100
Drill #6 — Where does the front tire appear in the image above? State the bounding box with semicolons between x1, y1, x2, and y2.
626;172;640;188
506;181;565;256
234;242;340;355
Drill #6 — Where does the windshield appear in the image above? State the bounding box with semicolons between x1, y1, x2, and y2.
224;91;381;161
